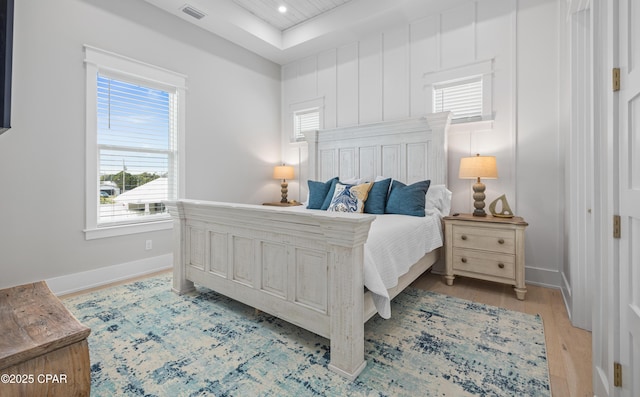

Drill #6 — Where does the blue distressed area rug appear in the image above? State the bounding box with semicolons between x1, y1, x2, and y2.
63;274;550;396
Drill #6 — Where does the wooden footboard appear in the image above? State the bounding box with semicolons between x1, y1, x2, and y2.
166;200;375;380
166;114;451;380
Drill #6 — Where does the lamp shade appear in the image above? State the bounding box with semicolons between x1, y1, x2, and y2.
459;155;498;179
273;165;294;180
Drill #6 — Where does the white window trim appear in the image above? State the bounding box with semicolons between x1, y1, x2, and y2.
423;59;494;123
288;97;324;143
84;45;186;240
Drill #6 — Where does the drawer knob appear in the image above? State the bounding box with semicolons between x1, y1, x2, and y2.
461;257;467;263
498;239;505;244
498;263;505;269
461;235;468;240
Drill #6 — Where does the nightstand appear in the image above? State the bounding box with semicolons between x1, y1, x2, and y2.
443;214;528;300
262;201;302;207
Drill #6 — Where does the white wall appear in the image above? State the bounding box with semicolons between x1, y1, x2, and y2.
281;0;564;287
0;0;281;290
515;0;564;287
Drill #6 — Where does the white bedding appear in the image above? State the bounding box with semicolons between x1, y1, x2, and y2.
364;212;443;318
285;205;443;319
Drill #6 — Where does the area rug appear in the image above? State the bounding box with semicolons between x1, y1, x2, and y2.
63;274;550;396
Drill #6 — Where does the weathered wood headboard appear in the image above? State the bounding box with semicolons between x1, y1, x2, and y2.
303;112;451;186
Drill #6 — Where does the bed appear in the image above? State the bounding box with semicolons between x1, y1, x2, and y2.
165;112;452;380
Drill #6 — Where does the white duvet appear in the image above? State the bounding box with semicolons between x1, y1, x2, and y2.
364;213;443;318
285;205;444;319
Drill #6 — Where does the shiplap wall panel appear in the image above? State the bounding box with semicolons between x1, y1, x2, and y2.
410;16;440;117
383;26;410;121
283;0;514;196
318;49;337;129
336;43;359;127
476;0;509;61
282;63;299;104
359;35;383;124
441;3;476;69
298;56;318;100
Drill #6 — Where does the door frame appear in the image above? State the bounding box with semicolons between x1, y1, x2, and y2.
590;0;620;395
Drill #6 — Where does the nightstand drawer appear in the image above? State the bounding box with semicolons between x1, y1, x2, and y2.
452;225;515;254
452;248;515;279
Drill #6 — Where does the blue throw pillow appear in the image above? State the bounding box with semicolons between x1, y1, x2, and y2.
307;177;339;209
321;178;340;210
364;178;392;214
385;180;431;217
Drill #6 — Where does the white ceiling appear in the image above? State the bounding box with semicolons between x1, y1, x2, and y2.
143;0;469;65
231;0;354;31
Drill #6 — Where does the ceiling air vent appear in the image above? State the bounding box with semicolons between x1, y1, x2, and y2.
181;4;206;20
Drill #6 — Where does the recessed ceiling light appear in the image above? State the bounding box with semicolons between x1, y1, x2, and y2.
278;5;287;13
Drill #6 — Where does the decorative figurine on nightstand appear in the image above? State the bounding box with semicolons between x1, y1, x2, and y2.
489;194;514;218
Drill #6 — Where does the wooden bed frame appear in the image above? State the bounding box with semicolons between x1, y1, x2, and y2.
165;112;451;380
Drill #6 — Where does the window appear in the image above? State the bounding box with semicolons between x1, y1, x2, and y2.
97;75;176;224
289;98;323;142
293;107;320;140
424;59;493;124
433;76;483;121
85;46;186;239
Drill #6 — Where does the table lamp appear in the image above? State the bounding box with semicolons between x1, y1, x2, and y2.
459;154;498;217
273;165;294;203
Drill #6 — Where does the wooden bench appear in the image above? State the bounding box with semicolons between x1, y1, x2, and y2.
0;281;91;397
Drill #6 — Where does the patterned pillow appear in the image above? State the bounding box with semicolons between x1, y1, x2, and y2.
327;182;373;213
321;177;362;210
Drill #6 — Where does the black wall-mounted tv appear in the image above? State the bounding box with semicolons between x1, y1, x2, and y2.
0;0;13;135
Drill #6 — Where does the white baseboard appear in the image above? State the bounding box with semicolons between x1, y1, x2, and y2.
523;266;562;289
560;271;572;322
46;254;172;296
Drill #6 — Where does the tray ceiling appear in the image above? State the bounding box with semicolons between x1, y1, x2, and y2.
143;0;470;65
231;0;353;31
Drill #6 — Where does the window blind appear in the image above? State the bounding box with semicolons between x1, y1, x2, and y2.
433;76;483;121
293;108;320;140
97;74;177;225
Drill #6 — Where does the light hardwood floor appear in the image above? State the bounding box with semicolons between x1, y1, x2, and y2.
412;271;593;397
62;269;593;396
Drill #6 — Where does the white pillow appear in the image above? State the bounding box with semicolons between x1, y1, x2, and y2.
341;177;362;185
425;184;452;216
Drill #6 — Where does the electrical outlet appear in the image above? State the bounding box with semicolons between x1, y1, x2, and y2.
145;240;152;250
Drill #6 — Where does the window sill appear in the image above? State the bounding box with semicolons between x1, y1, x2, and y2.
448;119;495;135
450;117;494;127
84;219;173;240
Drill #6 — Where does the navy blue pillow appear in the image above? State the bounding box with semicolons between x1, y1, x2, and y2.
307;177;339;209
321;178;340;210
364;178;392;214
385;180;431;217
